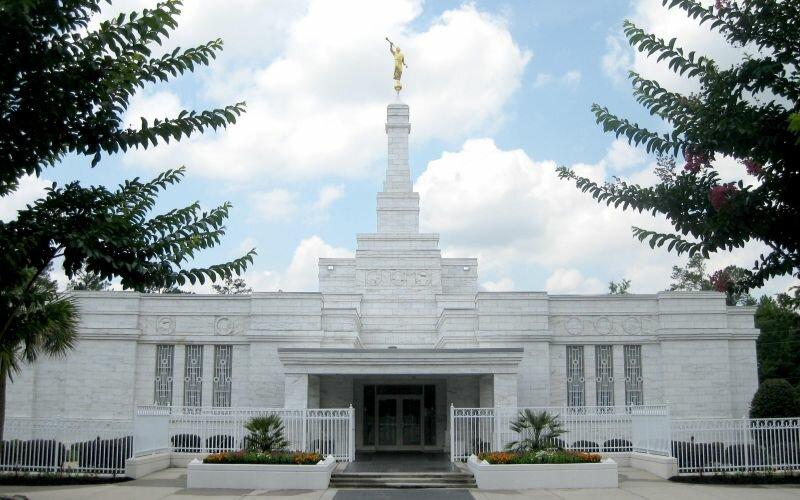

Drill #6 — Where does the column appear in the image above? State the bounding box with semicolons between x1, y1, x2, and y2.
173;345;185;406
201;345;214;407
493;374;518;407
284;374;310;408
585;345;597;406
613;345;626;406
307;375;320;408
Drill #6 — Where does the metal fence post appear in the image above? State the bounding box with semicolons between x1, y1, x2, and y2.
743;414;750;473
348;404;355;462
302;409;308;452
450;404;455;462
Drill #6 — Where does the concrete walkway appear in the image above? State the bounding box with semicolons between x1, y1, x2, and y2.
2;467;800;499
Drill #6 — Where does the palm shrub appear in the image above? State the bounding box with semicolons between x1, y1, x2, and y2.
505;410;566;453
244;415;289;453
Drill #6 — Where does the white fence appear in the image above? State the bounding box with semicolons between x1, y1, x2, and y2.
135;405;355;462
1;418;133;475
451;405;670;461
671;417;800;473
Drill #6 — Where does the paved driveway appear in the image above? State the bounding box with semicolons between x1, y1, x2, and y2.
2;467;800;499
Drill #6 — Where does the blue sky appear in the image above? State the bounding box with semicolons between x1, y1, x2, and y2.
2;0;794;296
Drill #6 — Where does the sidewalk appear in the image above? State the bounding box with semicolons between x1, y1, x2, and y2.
1;467;800;499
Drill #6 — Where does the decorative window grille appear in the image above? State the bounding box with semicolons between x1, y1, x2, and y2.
566;346;585;406
154;345;174;405
595;345;614;406
212;345;233;407
184;345;204;407
624;345;644;405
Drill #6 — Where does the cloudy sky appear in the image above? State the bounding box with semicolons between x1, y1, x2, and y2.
2;0;795;296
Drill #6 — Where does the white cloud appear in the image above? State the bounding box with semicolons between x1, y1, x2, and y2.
545;268;605;294
249;189;298;221
481;277;514;292
247;235;352;291
313;184;345;211
603;0;745;94
605;138;647;172
123;90;183;127
122;1;530;182
415;137;794;296
0;175;50;221
534;70;581;88
601;34;633;86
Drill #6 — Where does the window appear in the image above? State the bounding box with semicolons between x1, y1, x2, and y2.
624;345;644;405
184;345;204;406
212;345;233;407
154;345;174;405
566;346;585;406
595;345;614;406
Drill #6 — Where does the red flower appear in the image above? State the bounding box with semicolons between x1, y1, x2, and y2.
709;269;731;293
715;0;729;9
709;184;737;210
743;159;762;176
683;149;708;173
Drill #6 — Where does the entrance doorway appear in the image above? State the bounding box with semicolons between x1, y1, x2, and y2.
363;384;436;450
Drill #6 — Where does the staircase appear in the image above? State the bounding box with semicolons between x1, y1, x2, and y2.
330;471;477;489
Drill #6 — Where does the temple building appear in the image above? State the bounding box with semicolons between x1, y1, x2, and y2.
7;101;760;452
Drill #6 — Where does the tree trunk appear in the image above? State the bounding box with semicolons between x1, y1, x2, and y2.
0;366;5;447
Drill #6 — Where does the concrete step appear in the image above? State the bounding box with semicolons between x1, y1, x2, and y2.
330;472;476;489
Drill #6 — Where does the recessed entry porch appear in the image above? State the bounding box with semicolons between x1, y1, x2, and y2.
276;348;524;453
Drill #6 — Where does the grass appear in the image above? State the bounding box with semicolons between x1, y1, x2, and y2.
477;449;602;465
0;472;131;486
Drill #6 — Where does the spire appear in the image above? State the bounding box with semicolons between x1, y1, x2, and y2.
377;103;420;233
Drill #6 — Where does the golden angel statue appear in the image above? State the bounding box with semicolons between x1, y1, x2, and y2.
386;37;407;92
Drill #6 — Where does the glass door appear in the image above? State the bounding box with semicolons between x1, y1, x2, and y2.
401;397;422;446
377;397;398;447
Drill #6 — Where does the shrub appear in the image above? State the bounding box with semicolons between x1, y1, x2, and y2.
603;438;632;452
171;434;201;453
1;440;65;467
72;436;132;470
203;451;321;465
205;435;234;453
571;440;599;453
750;379;800;418
505;410;566;452
244;415;288;453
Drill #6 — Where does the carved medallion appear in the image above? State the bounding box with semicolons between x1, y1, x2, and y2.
594;316;613;335
215;316;235;336
622;316;642;335
156;316;175;335
565;317;583;335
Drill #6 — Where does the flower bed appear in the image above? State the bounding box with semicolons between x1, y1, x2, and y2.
203;451;321;465
478;450;601;465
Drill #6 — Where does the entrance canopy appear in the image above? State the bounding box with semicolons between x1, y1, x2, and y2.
277;348;524;375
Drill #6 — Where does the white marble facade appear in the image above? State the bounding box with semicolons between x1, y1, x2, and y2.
7;102;760;451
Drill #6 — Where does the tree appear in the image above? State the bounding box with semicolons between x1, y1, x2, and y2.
557;0;800;306
0;0;255;441
244;415;288;453
709;265;756;306
67;267;111;291
505;410;566;452
755;295;800;383
0;267;77;443
609;278;631;294
669;254;712;291
749;379;800;418
213;276;252;295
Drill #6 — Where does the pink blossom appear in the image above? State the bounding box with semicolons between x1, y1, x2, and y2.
715;0;729;9
743;159;762;176
709;269;730;293
683;149;708;173
709;183;737;211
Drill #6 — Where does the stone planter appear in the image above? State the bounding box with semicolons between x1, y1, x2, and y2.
187;455;337;490
467;454;618;490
